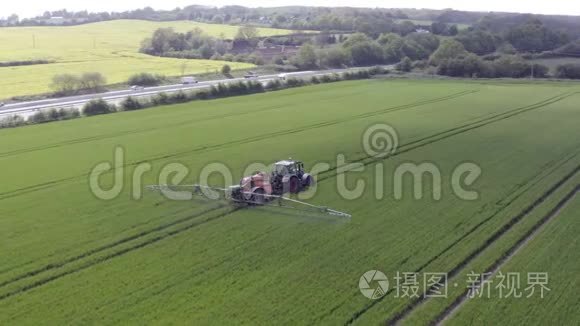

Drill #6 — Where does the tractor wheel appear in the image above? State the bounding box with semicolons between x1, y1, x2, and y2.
302;174;313;189
252;188;266;205
289;176;300;194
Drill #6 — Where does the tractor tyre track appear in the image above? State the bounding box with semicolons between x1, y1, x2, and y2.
0;204;226;289
0;90;479;298
132;90;478;164
322;92;575;183
0;90;477;201
0;91;571;294
0;207;241;302
0;87;361;159
433;186;579;325
343;151;579;325
1;91;576;309
383;165;580;325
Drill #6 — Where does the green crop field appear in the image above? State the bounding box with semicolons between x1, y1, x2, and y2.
447;196;580;325
0;20;296;99
0;78;579;324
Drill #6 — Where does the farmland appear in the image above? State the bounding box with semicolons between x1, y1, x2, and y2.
0;20;295;99
0;78;579;324
447;195;580;325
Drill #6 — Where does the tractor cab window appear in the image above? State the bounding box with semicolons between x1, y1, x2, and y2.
296;163;304;172
275;164;288;175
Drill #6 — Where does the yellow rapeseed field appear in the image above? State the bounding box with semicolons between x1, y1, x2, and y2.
0;20;295;99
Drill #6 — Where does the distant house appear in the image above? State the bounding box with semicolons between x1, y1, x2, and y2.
415;28;431;34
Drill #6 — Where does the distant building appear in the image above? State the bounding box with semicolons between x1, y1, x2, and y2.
415;28;430;34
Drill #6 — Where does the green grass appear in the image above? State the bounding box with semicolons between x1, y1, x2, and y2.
0;79;579;324
447;194;580;325
0;20;296;99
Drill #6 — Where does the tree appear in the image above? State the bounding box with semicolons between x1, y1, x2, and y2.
437;54;489;77
272;55;285;65
530;64;549;78
405;33;440;54
380;33;405;63
29;110;49;123
235;26;259;40
377;33;401;46
47;108;62;121
318;47;351;68
506;19;569;52
431;22;448;35
555;63;580;79
401;33;440;61
248;52;265;65
349;41;384;66
199;44;215;59
396;21;417;36
497;43;517;54
455;30;498;55
221;64;232;75
274;15;287;24
430;39;468;65
342;33;372;48
0;115;26;129
291;44;318;69
141;28;176;54
396;57;412;72
493;55;532;78
79;72;106;90
121;97;143;111
342;33;384;66
51;74;81;95
448;25;459;36
83;99;115;116
554;41;580;56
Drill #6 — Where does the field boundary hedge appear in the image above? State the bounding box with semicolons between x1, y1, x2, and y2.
0;67;387;130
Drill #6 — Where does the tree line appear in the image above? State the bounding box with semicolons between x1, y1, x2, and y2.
139;26;259;61
6;6;580;41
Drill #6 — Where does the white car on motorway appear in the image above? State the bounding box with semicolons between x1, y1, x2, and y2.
130;85;145;91
182;76;199;84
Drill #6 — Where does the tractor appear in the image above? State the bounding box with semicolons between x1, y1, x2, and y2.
227;160;313;205
148;159;351;218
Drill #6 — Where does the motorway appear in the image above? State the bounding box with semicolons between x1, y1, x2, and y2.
0;67;385;118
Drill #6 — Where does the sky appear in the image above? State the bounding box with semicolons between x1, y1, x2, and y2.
2;0;580;18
